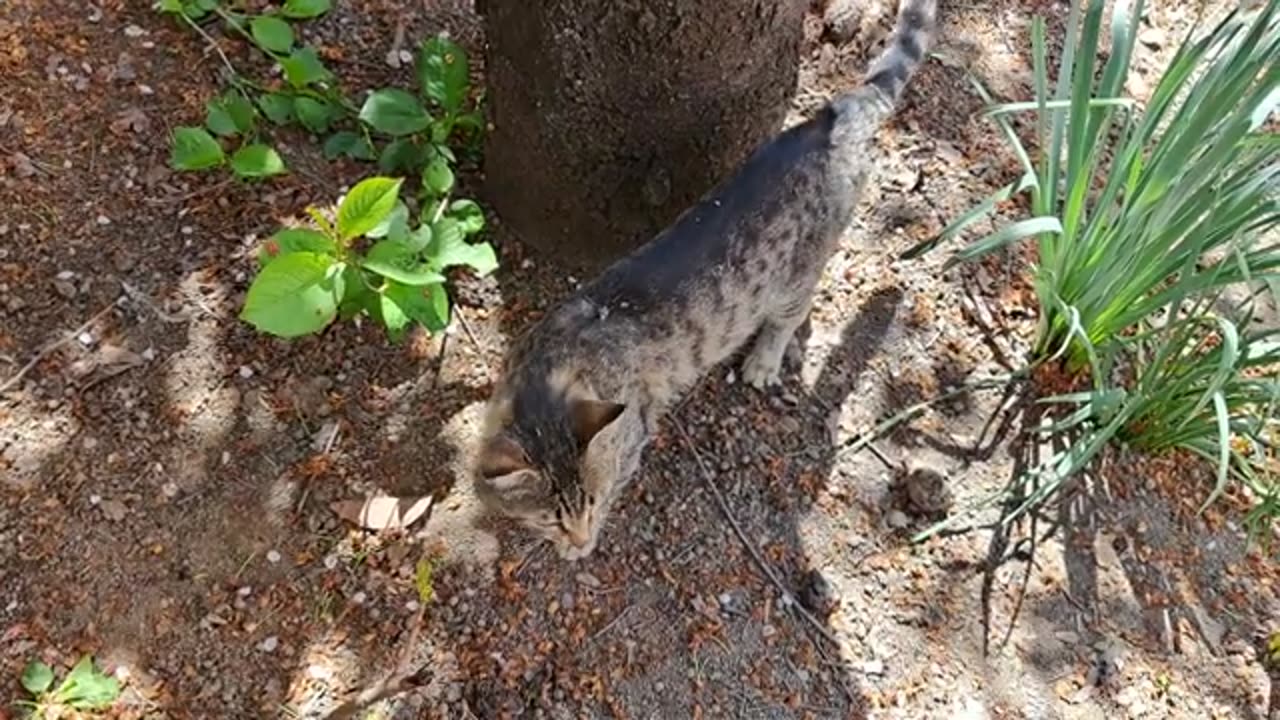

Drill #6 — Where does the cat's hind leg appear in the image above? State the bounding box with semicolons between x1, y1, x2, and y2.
741;289;814;390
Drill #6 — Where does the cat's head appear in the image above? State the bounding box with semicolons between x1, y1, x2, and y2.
473;378;627;560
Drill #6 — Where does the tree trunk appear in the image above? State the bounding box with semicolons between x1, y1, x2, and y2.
482;0;805;270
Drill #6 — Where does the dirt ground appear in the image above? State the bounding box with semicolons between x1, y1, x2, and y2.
1;0;1277;718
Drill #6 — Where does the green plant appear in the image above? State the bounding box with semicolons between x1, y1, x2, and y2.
904;0;1279;537
239;175;496;340
16;656;121;717
156;0;483;181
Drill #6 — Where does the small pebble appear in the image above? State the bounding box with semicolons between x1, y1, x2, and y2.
406;600;421;612
238;365;254;379
258;636;279;653
886;509;910;529
89;493;102;505
161;482;179;498
237;585;252;597
123;24;146;37
351;591;367;605
77;332;94;346
266;549;281;564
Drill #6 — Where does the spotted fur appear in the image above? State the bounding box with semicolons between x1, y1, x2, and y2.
474;0;937;560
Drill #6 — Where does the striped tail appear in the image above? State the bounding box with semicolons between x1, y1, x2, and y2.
864;0;937;104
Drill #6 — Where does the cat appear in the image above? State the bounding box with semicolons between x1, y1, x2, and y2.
473;0;937;560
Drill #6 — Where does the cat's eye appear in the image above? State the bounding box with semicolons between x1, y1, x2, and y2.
586;494;596;506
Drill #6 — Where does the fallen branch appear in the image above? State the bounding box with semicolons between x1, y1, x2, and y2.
1;302;119;394
672;420;839;647
323;605;431;719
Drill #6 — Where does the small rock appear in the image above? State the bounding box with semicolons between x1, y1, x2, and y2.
258;636;279;653
798;569;838;617
237;365;254;379
237;585;253;597
886;509;910;529
384;50;402;68
53;279;78;299
89;493;102;505
351;592;367;605
904;460;953;515
77;332;94;346
10;153;36;178
1139;26;1166;48
1055;630;1081;645
860;659;886;676
161;482;179;499
96;215;111;226
100;499;127;521
123;24;147;38
266;549;282;564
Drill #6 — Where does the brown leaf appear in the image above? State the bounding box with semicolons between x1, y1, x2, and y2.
330;496;433;531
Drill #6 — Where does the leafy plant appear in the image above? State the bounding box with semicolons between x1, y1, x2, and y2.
16;656;121;717
240;176;496;340
155;0;484;182
170;89;287;178
904;0;1280;537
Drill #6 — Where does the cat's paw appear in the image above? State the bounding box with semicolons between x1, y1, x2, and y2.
741;351;782;390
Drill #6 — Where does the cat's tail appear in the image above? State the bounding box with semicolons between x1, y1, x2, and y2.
832;0;937;129
865;0;937;104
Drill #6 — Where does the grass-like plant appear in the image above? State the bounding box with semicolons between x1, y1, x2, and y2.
904;0;1280;539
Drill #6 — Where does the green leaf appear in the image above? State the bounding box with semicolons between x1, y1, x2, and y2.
418;36;470;114
240;253;344;337
337;177;403;240
402;224;432;252
359;89;432;136
205;93;256;136
259;228;335;265
282;0;332;18
257;93;295;125
170;126;225;170
337;265;372;320
323;131;376;161
368;201;410;240
56;657;120;709
363;240;446;286
443;240;497;276
378;138;426;174
447;199;485;236
21;661;54;696
421;153;454;196
386;281;450;331
230;144;287;178
376;290;412;341
281;47;331;88
429;216;497;276
251;16;295;53
294;96;339;133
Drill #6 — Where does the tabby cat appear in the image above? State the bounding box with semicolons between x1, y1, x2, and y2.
474;0;937;560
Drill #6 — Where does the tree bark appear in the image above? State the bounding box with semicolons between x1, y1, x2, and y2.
483;0;805;270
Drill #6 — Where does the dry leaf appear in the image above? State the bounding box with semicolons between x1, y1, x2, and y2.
330;496;433;531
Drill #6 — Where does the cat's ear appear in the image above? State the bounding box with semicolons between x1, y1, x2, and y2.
568;398;626;448
477;434;532;484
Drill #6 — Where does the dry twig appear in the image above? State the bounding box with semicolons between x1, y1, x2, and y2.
1;302;119;394
672;420;840;647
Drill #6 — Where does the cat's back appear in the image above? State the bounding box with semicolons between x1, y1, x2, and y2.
585;108;838;310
